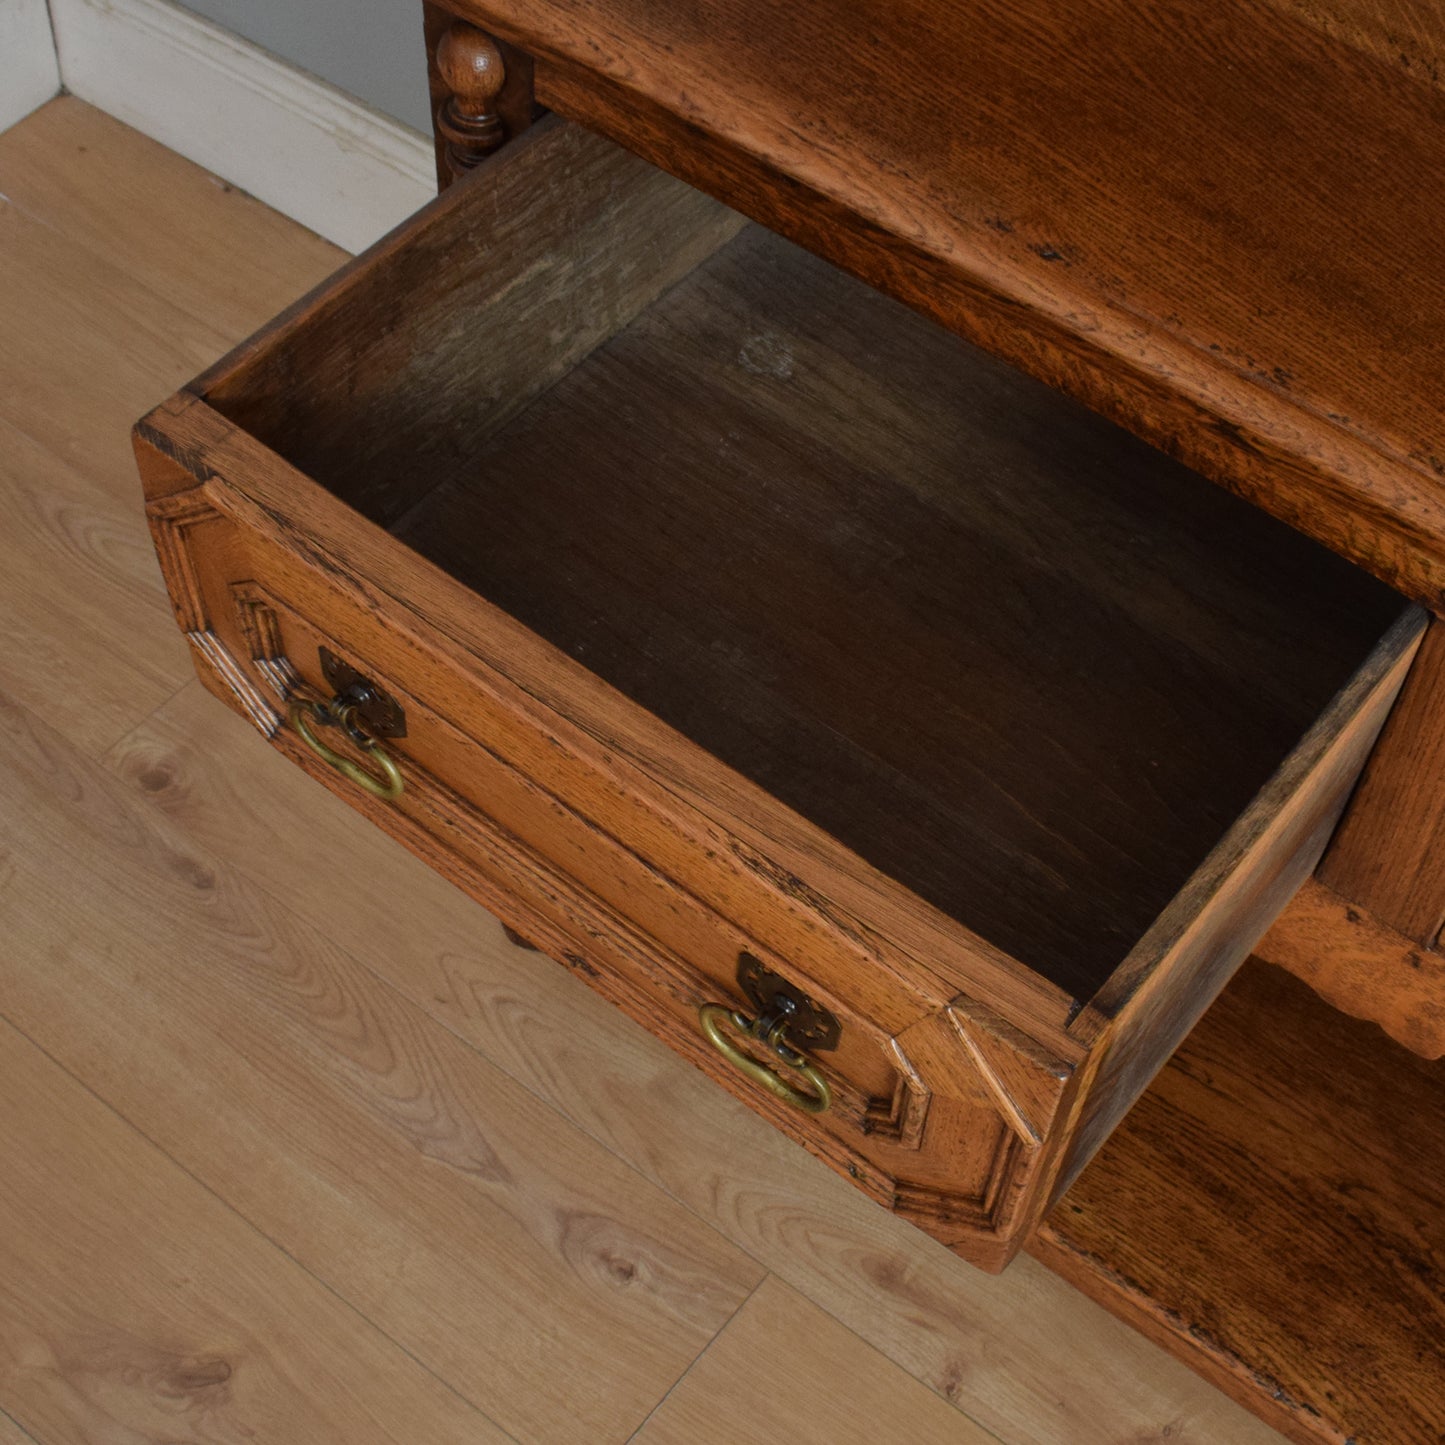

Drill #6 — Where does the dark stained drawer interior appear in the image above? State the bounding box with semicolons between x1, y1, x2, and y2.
201;121;1405;1010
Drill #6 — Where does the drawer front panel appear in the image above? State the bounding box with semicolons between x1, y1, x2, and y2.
255;588;924;1143
140;462;1075;1269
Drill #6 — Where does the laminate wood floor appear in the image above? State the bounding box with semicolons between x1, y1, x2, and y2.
0;97;1288;1445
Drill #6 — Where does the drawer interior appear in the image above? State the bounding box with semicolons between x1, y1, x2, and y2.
199;118;1407;1007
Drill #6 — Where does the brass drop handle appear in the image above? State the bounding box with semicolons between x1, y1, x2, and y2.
289;697;405;801
699;999;834;1115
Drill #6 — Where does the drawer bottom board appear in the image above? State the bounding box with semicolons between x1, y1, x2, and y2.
384;218;1403;1008
137;113;1428;1273
1031;958;1445;1445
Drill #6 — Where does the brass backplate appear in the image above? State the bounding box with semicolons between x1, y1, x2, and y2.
318;646;407;739
737;952;841;1051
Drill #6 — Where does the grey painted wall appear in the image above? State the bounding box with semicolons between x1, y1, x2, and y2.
177;0;432;132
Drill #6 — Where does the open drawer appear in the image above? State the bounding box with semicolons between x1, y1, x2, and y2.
133;116;1424;1270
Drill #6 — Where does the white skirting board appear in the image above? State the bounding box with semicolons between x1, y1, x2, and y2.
0;0;61;133
45;0;435;253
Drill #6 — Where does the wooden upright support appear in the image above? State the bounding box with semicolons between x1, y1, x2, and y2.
1259;616;1445;1058
1317;616;1445;948
424;7;539;188
435;21;507;178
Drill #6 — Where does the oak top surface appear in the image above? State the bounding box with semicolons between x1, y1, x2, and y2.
450;0;1445;593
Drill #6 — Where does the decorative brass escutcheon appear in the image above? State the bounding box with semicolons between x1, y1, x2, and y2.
289;649;407;802
699;953;840;1115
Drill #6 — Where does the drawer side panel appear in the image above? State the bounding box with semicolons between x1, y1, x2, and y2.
1055;606;1426;1203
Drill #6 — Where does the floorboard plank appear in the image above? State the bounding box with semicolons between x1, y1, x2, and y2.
629;1277;997;1445
0;97;345;336
0;189;233;491
0;97;339;506
0;1013;509;1445
105;681;1288;1445
0;417;191;755
0;690;763;1445
0;1406;39;1444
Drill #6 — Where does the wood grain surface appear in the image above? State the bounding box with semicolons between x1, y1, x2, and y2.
0;172;228;490
134;406;1074;1269
140;107;1416;1268
629;1277;996;1444
0;1411;37;1444
0;417;191;757
1033;960;1445;1445
391;216;1404;1003
1056;608;1424;1198
425;2;539;187
0;99;339;497
100;676;1286;1445
0;100;342;340
192;114;1404;1005
1260;0;1445;87
1;689;765;1444
201;117;745;526
448;0;1445;601
1319;616;1445;945
0;96;1285;1445
1259;877;1445;1058
0;1016;509;1445
137;391;1079;1049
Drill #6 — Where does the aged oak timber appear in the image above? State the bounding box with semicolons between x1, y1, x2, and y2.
133;117;1422;1272
125;1;1445;1437
1317;617;1445;947
442;0;1445;604
425;8;536;184
1032;959;1445;1445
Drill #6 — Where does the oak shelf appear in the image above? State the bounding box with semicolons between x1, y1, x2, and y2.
1033;958;1445;1445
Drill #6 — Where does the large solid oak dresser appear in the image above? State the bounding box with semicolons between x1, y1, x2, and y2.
132;3;1445;1440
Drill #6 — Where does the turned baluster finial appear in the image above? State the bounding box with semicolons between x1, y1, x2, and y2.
436;22;507;178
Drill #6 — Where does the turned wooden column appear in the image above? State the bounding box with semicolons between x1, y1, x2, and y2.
424;6;538;188
436;21;506;176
